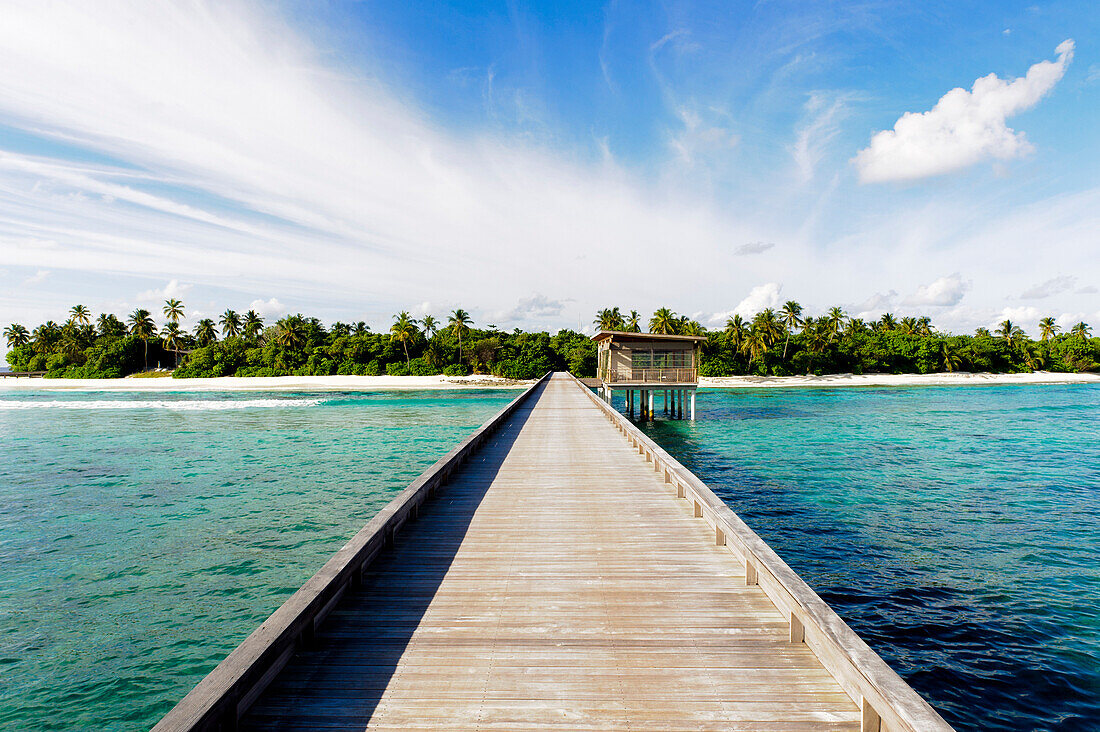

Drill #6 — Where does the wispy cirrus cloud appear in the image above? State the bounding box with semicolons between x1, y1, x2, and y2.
790;93;848;183
733;241;775;256
1020;275;1076;300
22;269;50;286
497;293;568;324
0;1;1096;344
855;41;1074;183
0;1;764;324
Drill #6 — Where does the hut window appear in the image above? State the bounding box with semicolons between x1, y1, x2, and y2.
631;349;691;368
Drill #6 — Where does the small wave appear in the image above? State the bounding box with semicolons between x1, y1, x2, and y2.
0;399;322;411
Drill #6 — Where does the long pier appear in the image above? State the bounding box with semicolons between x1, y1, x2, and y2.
155;373;953;731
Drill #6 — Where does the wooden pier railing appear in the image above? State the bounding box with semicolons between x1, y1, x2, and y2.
564;372;953;732
154;371;954;732
152;373;551;732
606;366;697;384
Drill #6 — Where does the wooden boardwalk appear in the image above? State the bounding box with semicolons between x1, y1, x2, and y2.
240;374;860;730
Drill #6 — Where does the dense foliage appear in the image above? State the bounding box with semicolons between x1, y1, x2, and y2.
4;301;1097;379
597;304;1099;375
3;304;596;379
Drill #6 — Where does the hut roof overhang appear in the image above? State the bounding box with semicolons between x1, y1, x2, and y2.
591;330;707;344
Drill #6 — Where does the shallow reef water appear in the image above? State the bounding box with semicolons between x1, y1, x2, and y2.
0;389;515;730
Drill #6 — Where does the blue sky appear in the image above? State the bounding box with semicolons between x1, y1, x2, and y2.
0;0;1097;342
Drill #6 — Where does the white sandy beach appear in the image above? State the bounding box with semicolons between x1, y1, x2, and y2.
0;370;1097;391
0;374;535;392
699;371;1100;388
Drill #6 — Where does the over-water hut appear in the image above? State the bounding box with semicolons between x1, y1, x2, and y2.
592;330;706;420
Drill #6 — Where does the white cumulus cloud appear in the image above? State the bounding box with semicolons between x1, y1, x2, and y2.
248;298;286;319
855;41;1074;183
853;290;899;319
136;279;193;302
904;274;970;306
992;306;1042;332
710;283;782;323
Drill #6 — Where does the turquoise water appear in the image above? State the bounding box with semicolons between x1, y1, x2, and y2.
0;389;516;730
632;385;1100;731
2;385;1097;731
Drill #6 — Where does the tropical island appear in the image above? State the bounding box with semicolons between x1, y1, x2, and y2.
3;300;1097;382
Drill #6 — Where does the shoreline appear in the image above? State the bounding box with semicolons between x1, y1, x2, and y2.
0;370;1097;392
0;374;535;392
699;371;1100;389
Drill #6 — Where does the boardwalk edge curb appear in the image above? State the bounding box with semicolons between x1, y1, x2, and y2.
565;372;955;732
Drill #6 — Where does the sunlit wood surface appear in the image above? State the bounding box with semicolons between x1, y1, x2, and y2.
241;374;859;731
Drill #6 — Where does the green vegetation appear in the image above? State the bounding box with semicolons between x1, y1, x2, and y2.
5;300;1098;378
691;307;1098;376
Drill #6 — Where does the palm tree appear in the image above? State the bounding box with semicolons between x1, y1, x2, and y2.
421;315;438;338
353;321;368;335
274;316;304;349
449;308;473;360
220;310;242;339
4;323;30;348
997;319;1025;345
32;322;60;354
69;304;91;326
390;311;417;365
162;322;183;367
779;301;803;359
163;298;185;325
899;317;918;335
195;318;218;346
916;316;934;337
625;310;641;333
1021;344;1045;371
1070;322;1092;341
826;306;846;340
679;319;706;336
243;310;264;341
649;307;678;335
1038;317;1059;342
740;328;770;370
724;314;747;351
847;318;867;333
97;313;124;338
59;321;82;358
878;313;897;332
594;307;624;331
940;342;962;372
803;317;827;352
128;308;157;370
753;309;782;347
974;327;992;338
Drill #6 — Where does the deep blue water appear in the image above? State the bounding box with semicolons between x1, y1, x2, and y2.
632;384;1100;731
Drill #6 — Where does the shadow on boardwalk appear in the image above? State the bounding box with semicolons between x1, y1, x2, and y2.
240;384;543;730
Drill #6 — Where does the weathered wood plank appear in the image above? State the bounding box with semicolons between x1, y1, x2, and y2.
238;374;869;730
